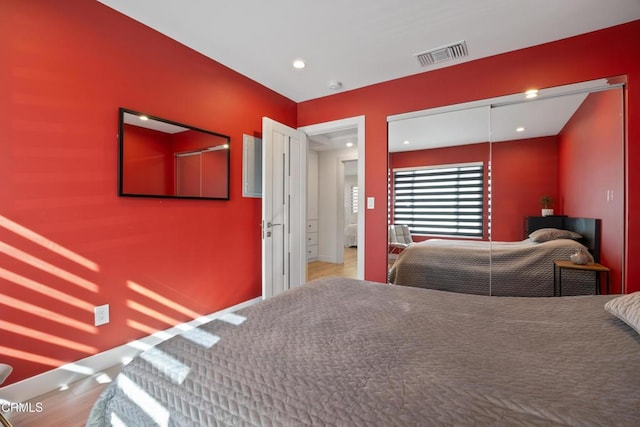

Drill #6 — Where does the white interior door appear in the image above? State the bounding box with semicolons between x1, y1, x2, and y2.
262;117;307;299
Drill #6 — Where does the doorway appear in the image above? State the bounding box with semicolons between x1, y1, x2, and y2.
299;116;365;281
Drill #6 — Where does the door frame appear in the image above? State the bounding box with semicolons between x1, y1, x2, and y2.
299;116;365;280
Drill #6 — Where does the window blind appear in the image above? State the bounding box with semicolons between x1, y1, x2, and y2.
392;162;484;238
351;186;358;213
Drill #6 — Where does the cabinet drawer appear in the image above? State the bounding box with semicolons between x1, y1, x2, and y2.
307;245;318;259
307;232;318;245
307;220;318;233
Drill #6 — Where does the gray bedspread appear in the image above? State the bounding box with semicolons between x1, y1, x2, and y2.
87;277;640;426
389;238;594;296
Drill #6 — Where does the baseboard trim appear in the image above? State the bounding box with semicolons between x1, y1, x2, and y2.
0;296;261;403
317;255;337;263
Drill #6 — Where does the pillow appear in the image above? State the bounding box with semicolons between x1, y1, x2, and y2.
528;228;582;242
605;292;640;335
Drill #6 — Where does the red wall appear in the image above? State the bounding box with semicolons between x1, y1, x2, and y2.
390;143;490;167
492;136;559;241
298;20;640;292
201;151;229;198
0;0;296;384
122;125;174;195
559;90;625;293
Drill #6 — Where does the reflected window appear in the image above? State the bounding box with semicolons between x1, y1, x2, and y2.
351;186;359;213
392;162;484;238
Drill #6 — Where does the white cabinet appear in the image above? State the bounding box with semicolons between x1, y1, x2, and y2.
307;151;319;261
307;220;319;260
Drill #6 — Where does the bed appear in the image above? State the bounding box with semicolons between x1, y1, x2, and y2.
87;277;640;426
389;217;601;297
344;223;358;247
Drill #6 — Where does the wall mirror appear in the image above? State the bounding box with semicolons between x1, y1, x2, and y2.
118;108;230;200
387;77;625;296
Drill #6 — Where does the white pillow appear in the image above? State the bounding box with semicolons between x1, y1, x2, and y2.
605;292;640;335
529;228;582;242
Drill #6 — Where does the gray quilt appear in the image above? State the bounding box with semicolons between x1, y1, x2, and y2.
389;238;595;296
87;278;640;426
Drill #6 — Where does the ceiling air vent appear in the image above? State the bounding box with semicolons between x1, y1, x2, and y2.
415;40;468;67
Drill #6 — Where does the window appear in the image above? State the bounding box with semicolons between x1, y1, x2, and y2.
351;186;358;213
392;162;484;238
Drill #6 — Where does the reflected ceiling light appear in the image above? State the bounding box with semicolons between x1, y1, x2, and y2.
346;142;353;147
292;59;306;69
525;89;539;99
516;127;526;132
139;115;149;121
204;145;228;152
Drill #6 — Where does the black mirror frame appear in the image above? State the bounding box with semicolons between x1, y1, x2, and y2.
118;108;230;200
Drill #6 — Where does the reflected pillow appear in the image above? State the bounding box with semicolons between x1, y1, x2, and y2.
605;292;640;335
529;228;582;243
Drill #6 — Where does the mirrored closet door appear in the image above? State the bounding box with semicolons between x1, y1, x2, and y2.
489;79;625;295
387;77;625;296
387;105;492;295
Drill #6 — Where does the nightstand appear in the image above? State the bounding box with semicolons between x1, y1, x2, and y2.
553;260;610;296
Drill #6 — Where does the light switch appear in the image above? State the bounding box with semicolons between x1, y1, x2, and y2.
367;197;375;209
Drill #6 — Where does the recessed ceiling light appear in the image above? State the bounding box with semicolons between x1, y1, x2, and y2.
525;89;539;99
403;140;410;145
292;59;306;69
346;142;353;147
139;115;149;121
516;127;525;132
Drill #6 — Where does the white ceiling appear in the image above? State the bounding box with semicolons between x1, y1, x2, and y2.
123;112;188;134
388;91;589;152
388;78;617;152
309;128;359;151
97;0;640;103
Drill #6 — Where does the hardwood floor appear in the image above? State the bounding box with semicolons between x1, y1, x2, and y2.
4;364;122;427
4;250;358;426
307;246;357;281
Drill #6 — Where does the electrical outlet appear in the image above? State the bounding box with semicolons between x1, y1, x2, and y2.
94;304;110;326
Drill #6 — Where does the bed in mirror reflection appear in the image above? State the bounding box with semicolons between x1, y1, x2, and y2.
387;78;625;295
